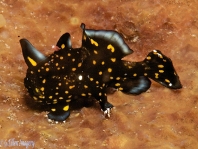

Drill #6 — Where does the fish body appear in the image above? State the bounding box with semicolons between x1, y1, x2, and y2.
20;23;182;122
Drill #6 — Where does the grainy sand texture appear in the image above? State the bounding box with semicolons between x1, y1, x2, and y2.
0;0;197;149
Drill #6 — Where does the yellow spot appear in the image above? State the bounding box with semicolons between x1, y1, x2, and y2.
83;35;86;40
53;100;57;104
99;71;103;75
107;44;115;53
31;71;34;74
27;57;37;66
165;79;170;83
133;73;137;77
60;56;64;60
65;91;69;94
40;87;44;91
58;83;62;86
63;105;69;111
111;58;116;62
38;69;40;72
57;67;60;70
153;51;157;55
46;68;49;72
68;53;71;56
116;77;120;80
146;56;151;60
159;54;163;59
55;92;59;95
94;50;98;54
118;87;123;91
110;76;114;79
84;85;88;88
56;63;59;66
69;85;75;89
108;68;112;73
42;79;46;84
35;88;39;93
59;97;63;100
115;83;120;87
66;99;71;102
81;93;86;96
99;92;102;96
96;81;99;84
158;65;164;68
49;96;53;99
163;59;167;62
78;63;82;67
144;73;147;76
44;63;49;66
33;96;37;100
155;73;159;79
88;93;92;96
51;108;56;112
72;68;76;71
72;58;75;62
90;78;94;81
68;95;72;98
93;60;96;65
61;44;65;49
159;70;164;73
90;39;98;46
101;61;105;65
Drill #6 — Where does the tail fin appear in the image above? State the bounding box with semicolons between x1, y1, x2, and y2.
143;50;182;89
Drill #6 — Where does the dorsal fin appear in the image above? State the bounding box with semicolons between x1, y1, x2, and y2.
81;23;133;59
56;33;72;49
20;39;47;67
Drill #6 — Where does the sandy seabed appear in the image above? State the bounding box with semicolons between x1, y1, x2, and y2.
0;0;198;149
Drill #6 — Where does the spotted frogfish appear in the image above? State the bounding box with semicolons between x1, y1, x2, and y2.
20;23;182;122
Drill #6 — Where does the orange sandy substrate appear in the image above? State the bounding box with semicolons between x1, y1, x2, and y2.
0;0;198;149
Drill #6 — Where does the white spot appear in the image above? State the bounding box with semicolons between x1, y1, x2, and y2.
169;83;172;86
103;108;112;118
78;75;83;80
47;118;52;123
157;53;162;57
153;49;157;52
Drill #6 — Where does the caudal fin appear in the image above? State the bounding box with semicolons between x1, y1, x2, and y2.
143;50;182;89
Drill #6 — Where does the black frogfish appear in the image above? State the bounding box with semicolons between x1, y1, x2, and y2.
20;23;182;122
